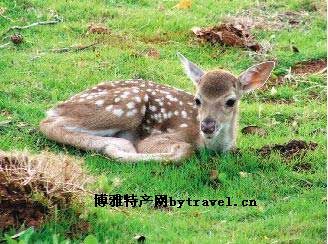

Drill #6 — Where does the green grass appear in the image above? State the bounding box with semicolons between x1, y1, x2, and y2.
0;0;326;243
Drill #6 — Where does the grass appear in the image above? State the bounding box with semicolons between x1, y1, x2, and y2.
0;0;326;243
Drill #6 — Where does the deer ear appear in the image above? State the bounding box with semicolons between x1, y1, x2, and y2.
238;61;275;93
177;52;204;84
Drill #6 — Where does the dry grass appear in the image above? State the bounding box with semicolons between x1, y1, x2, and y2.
0;150;94;230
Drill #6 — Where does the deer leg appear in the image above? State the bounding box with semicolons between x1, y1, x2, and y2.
103;133;194;163
40;118;137;154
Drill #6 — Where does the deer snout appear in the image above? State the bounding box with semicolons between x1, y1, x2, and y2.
200;118;216;135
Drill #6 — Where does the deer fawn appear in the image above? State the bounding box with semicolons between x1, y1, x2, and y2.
40;53;274;162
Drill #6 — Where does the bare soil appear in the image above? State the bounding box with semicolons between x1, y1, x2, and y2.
0;173;49;230
291;59;327;75
258;139;318;158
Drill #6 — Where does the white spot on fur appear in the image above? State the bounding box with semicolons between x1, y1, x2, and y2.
132;88;139;93
179;101;184;106
166;94;178;102
167;128;175;133
161;108;166;113
127;101;135;109
121;91;130;99
95;100;104;106
126;109;138;117
150;106;157;112
151;91;156;95
134;96;142;103
113;108;124;117
144;94;149;102
80;94;88;98
174;110;179;116
160;90;170;95
180;123;188;128
141;106;146;114
106;105;113;111
181;111;188;118
114;97;121;103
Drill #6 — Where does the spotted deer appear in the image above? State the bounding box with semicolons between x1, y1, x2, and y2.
40;53;274;162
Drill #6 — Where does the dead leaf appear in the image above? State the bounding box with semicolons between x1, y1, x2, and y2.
146;48;160;59
292;45;299;53
0;120;12;128
270;87;277;96
87;23;110;34
241;126;267;137
209;170;220;189
209;170;218;181
10;34;23;44
175;0;192;9
239;171;251;178
158;4;165;11
0;7;6;15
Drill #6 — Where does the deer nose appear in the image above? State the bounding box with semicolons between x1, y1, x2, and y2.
201;118;216;135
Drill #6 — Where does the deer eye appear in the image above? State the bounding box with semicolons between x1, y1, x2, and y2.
194;98;201;106
226;99;236;107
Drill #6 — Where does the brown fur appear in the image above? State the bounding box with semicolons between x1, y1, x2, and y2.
198;70;237;98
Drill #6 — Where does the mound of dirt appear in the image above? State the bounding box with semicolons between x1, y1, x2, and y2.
191;20;261;51
292;59;327;75
0;151;94;230
241;126;267;137
258;140;317;158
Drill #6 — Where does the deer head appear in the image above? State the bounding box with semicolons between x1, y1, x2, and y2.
178;53;275;151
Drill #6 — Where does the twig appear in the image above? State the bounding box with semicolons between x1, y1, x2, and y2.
0;42;10;48
0;14;13;22
2;16;63;36
315;67;327;75
50;42;98;53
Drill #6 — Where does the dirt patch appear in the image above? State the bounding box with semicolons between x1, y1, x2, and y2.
258;140;317;158
191;21;261;51
66;219;91;239
291;59;327;75
0;179;48;229
153;205;173;212
241;126;267;137
264;59;326;90
227;6;312;31
0;151;94;230
87;23;110;34
293;162;312;172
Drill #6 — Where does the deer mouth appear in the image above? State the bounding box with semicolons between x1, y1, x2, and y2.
201;125;222;139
